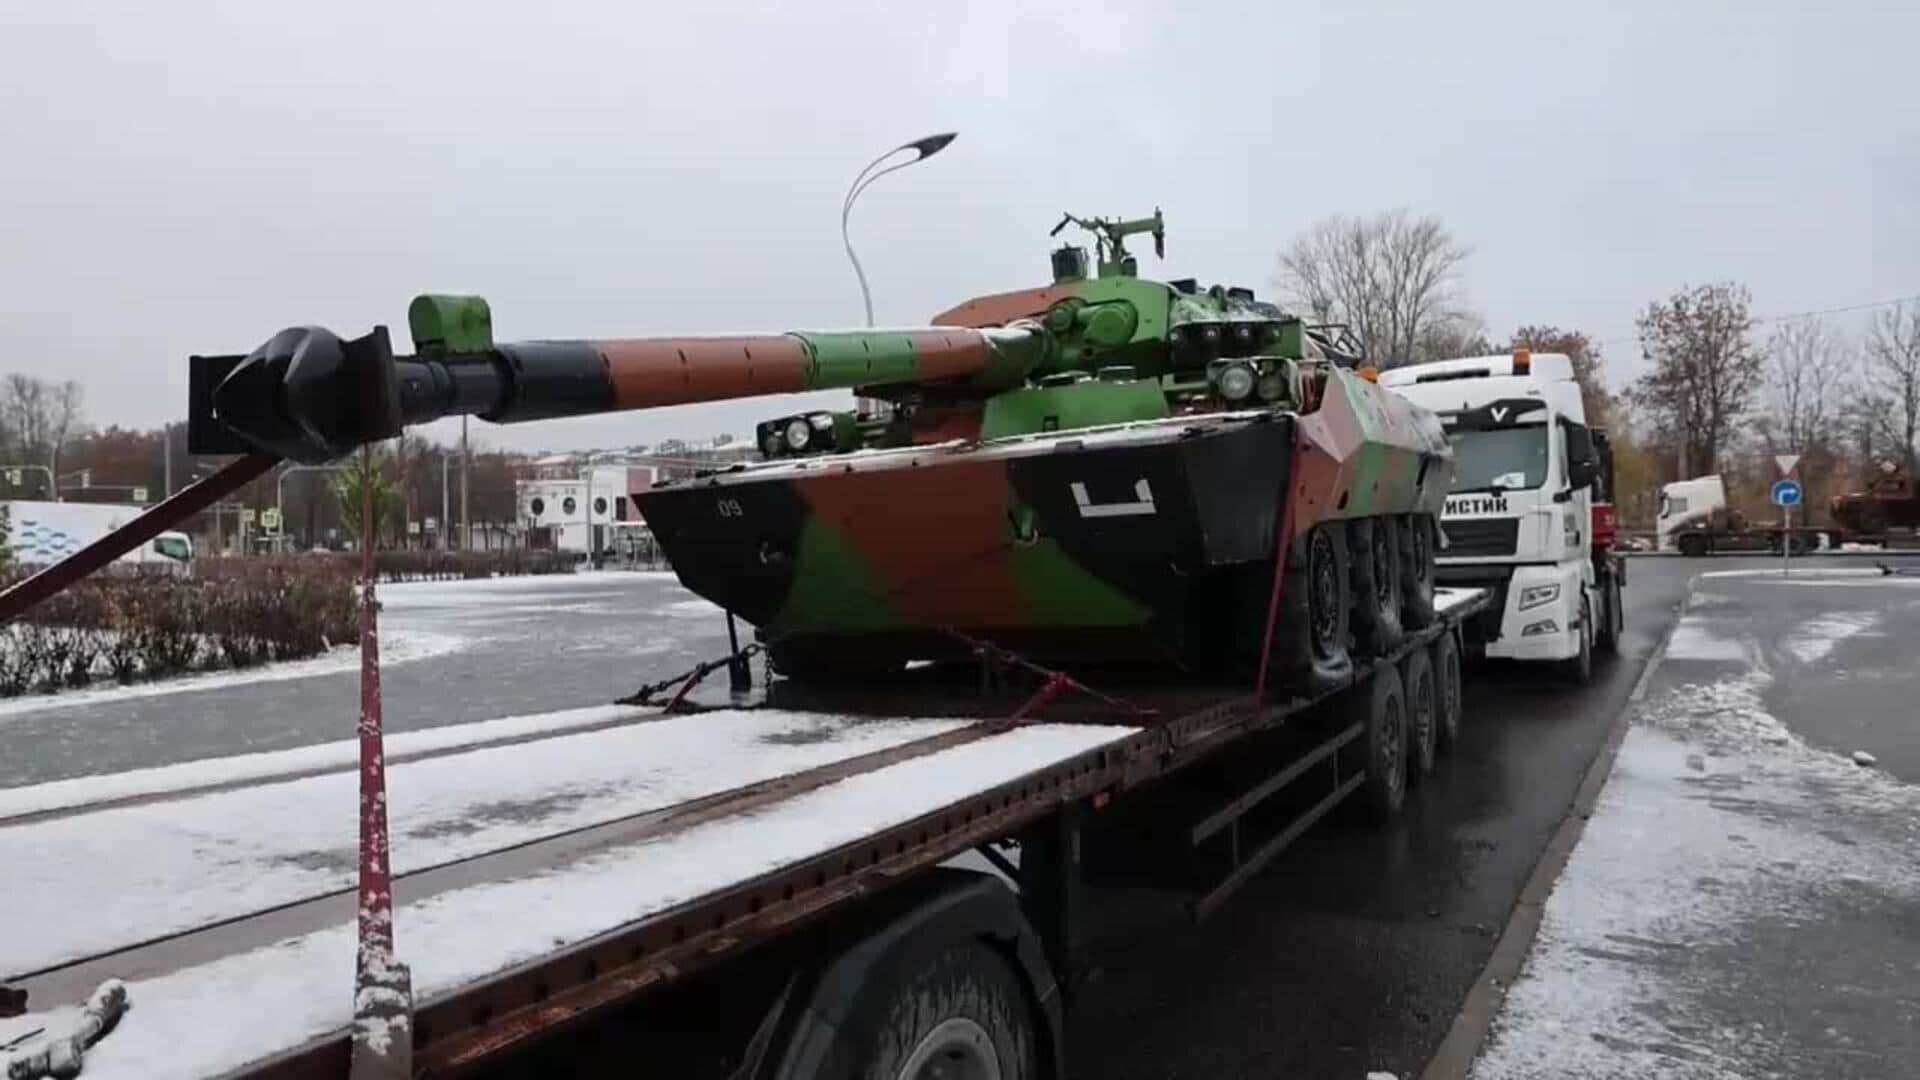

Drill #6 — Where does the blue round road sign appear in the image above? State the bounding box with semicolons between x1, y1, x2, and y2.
1771;479;1803;507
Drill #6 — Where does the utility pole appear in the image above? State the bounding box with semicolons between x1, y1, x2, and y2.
441;452;450;551
460;417;471;551
163;425;172;496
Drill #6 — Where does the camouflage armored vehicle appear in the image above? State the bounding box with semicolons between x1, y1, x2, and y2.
194;211;1452;688
1830;461;1920;536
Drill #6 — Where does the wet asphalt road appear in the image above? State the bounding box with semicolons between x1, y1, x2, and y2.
1063;557;1699;1080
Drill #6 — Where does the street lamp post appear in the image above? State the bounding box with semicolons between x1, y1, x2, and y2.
840;132;958;329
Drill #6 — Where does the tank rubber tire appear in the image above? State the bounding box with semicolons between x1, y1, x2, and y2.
1432;632;1463;753
1271;522;1354;697
1397;514;1438;630
1359;664;1408;822
1402;645;1437;783
804;940;1039;1080
1347;517;1405;658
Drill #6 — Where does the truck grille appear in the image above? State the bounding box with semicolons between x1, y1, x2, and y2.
1441;518;1519;558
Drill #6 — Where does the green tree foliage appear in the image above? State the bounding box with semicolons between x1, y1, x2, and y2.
331;448;402;546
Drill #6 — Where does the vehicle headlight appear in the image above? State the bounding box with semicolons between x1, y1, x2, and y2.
1518;583;1560;611
760;428;783;456
1522;619;1559;636
1256;370;1288;402
784;417;812;451
809;412;834;430
1214;362;1255;402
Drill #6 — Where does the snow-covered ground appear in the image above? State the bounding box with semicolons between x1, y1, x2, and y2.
0;720;1134;1080
1475;571;1920;1078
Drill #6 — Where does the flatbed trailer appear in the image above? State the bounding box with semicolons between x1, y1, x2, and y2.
3;589;1488;1080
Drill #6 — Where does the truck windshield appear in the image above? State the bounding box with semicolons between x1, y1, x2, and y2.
1447;425;1550;493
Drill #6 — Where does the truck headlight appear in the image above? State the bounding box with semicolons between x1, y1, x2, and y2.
1518;584;1560;611
1522;619;1559;636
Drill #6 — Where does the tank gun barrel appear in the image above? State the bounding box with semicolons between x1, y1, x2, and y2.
194;314;1053;464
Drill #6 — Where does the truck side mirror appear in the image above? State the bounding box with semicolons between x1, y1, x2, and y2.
1567;458;1596;490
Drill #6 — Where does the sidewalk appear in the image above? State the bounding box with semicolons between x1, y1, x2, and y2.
1473;568;1920;1079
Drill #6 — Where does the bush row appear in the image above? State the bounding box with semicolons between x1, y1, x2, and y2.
358;549;578;581
0;562;360;696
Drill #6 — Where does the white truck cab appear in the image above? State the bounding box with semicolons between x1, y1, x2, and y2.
1656;475;1727;551
1380;350;1609;680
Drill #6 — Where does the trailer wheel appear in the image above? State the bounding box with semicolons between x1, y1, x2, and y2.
1348;517;1404;657
1401;646;1437;782
1432;632;1463;753
811;941;1038;1080
1676;532;1709;558
1359;665;1408;821
1397;514;1438;630
1270;522;1354;696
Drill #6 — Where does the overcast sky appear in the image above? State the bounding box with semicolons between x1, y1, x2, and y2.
3;0;1915;454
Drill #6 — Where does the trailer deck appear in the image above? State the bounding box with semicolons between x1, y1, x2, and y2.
3;588;1488;1080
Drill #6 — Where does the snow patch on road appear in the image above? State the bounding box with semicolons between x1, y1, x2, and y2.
1782;611;1879;663
1662;618;1750;662
0;629;465;724
1474;672;1920;1079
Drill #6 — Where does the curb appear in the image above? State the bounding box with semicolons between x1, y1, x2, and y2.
1418;587;1690;1080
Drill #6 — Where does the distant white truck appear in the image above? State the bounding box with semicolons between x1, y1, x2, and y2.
1381;349;1623;683
1;500;193;570
1657;474;1829;555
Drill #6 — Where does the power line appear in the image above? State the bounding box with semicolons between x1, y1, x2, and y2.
1597;291;1920;350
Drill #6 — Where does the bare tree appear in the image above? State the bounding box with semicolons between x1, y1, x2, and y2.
1863;302;1920;473
3;374;49;465
1759;317;1849;510
1510;326;1615;427
1761;318;1847;451
1630;283;1762;479
1275;210;1474;366
48;380;84;481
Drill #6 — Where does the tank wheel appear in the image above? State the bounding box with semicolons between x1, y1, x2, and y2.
1398;514;1438;629
1347;517;1405;657
803;941;1039;1080
1401;645;1437;782
1358;664;1408;821
766;640;906;683
1676;532;1709;558
1561;594;1593;687
1432;632;1463;753
1269;523;1354;697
